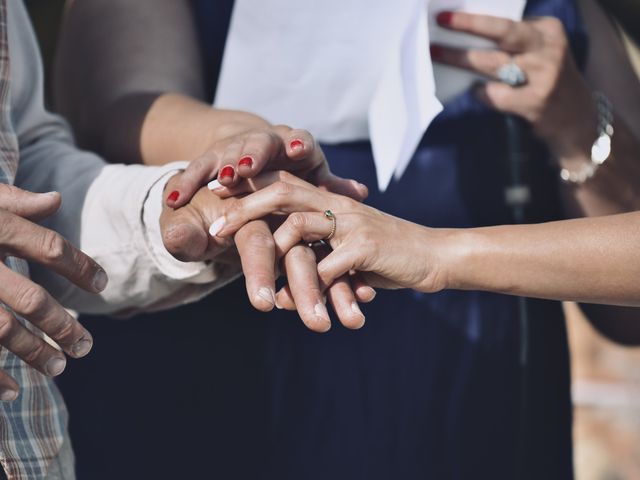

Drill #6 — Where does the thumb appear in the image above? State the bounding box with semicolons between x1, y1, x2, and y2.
0;184;61;221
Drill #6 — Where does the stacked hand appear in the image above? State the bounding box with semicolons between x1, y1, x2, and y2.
163;127;447;331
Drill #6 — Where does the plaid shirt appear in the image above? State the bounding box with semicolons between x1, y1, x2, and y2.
0;1;69;478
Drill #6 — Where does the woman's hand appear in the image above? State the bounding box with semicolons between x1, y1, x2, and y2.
160;173;375;331
210;172;449;298
431;11;597;167
166;125;368;209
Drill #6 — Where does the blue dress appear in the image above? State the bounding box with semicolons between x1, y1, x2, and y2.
59;1;586;479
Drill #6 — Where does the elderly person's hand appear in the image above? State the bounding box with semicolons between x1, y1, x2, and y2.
160;173;375;332
166;125;368;209
431;11;597;167
207;172;448;325
0;185;107;401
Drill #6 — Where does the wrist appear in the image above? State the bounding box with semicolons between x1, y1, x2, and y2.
413;227;462;293
431;227;501;293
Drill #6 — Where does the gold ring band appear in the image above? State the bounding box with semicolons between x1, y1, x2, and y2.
324;210;336;241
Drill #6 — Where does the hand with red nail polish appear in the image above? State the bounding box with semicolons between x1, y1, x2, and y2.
430;11;599;171
166;125;369;210
160;171;375;330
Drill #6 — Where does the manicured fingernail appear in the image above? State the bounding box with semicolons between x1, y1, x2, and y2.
256;287;276;307
207;179;223;191
430;45;443;59
436;11;454;26
238;156;254;168
0;389;18;402
72;337;93;357
219;166;235;180
366;287;377;300
209;216;226;237
93;270;108;292
167;190;180;203
45;357;66;376
290;139;304;151
314;302;331;331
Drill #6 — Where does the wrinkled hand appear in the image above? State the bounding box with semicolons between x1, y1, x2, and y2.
0;185;107;401
431;11;597;163
160;173;375;332
209;172;446;320
167;125;368;209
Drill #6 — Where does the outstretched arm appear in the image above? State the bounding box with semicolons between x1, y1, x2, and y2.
210;173;640;312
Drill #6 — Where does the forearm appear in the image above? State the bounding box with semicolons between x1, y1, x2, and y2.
138;94;270;166
439;213;640;305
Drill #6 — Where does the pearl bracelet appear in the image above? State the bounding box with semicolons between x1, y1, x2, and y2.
560;91;614;184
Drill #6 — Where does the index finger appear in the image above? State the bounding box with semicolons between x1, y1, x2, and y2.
210;180;336;238
0;211;108;293
436;11;542;53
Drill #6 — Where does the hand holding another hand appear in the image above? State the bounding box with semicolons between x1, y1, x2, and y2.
208;172;450;325
160;171;376;332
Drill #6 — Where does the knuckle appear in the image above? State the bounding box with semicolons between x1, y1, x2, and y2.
161;226;182;255
73;252;97;283
161;224;192;256
288;212;309;230
272;181;293;196
239;229;275;251
49;316;77;345
335;194;358;212
291;128;312;141
0;310;16;340
277;171;296;183
22;341;47;365
539;16;564;37
40;230;67;264
189;156;209;172
288;245;316;263
252;130;275;145
15;283;49;317
273;124;293;134
0;211;14;242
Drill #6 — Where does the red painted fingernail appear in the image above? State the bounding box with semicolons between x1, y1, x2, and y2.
167;190;180;203
430;45;443;59
219;166;235;180
436;11;454;26
290;139;304;151
238;156;254;168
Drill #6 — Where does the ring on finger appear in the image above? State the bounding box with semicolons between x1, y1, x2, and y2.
496;59;527;87
324;210;336;241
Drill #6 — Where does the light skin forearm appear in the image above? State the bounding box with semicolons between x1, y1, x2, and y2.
440;212;640;306
56;0;269;165
139;94;270;166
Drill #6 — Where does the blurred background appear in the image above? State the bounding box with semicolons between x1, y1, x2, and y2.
23;1;640;478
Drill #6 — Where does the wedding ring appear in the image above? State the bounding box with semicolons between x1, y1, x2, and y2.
324;210;336;241
496;60;527;87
